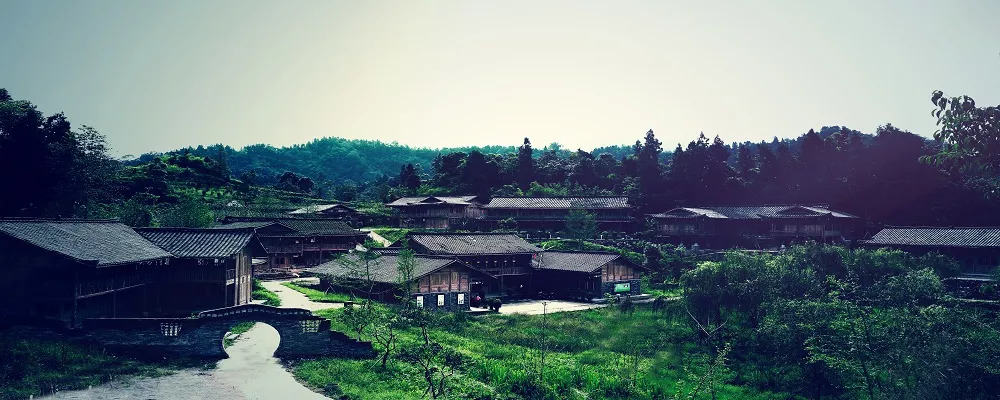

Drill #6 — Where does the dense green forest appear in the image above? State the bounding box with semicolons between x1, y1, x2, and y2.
3;86;1000;230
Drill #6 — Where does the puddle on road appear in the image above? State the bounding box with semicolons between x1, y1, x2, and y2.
44;324;329;400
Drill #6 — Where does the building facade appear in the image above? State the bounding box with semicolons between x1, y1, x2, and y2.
649;205;859;249
533;251;643;299
864;227;1000;279
386;196;484;229
0;219;173;328
217;217;367;268
136;228;265;315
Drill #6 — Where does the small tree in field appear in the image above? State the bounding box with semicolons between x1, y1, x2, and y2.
565;207;597;248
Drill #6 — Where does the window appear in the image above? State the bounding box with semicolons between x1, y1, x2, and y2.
458;293;465;304
160;322;182;337
437;294;445;306
415;295;424;307
299;320;321;333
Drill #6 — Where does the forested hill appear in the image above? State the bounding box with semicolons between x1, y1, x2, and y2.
126;137;523;186
130;126;868;187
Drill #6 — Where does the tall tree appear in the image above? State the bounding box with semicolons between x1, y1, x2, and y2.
926;91;1000;197
516;138;534;190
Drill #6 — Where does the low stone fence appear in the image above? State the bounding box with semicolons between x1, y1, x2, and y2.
80;304;373;359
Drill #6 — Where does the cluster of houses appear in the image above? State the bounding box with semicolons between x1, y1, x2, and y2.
1;195;998;328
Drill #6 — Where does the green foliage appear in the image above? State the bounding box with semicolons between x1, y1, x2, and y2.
0;333;205;399
298;305;788;400
223;322;255;348
564;208;598;244
926;91;1000;197
251;279;281;306
281;282;352;303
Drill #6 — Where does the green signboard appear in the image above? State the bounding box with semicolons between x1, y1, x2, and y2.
614;282;631;293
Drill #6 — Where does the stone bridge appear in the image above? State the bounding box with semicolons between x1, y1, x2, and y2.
80;304;374;359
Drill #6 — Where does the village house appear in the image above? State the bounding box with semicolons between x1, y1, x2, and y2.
533;251;644;299
864;227;1000;279
648;205;859;249
480;196;634;231
386;195;484;229
0;219;172;327
217;216;368;268
135;227;265;315
397;233;542;299
288;203;364;225
307;252;492;311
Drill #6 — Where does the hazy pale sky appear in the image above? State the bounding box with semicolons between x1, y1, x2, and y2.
1;0;998;156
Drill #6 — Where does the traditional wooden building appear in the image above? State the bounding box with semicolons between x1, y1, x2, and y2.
288;204;363;225
386;195;484;229
217;217;367;268
481;196;634;231
864;227;1000;279
533;251;643;299
399;233;542;299
136;227;266;315
0;219;172;327
307;253;492;311
648;205;859;249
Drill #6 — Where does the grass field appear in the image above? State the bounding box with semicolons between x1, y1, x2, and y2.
295;305;793;400
252;279;281;306
282;282;353;303
0;333;208;400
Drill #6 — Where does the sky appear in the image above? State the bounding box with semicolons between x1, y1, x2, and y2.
1;0;998;157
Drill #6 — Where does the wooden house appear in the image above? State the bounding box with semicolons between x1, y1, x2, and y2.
0;219;172;328
386;195;484;229
136;227;265;315
217;217;367;268
481;196;634;231
307;252;491;311
864;227;1000;279
400;233;542;299
288;204;363;225
533;251;643;299
648;205;859;249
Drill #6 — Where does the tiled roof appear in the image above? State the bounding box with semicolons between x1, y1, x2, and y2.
484;197;630;209
409;233;542;255
137;228;257;258
0;219;171;266
219;217;362;236
649;205;856;219
288;204;358;214
211;221;285;230
386;196;479;207
534;251;622;273
307;253;461;284
865;227;1000;248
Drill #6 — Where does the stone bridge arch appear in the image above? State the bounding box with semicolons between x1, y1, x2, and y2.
81;304;373;359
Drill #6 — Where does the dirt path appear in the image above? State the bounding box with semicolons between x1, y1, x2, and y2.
359;229;393;247
261;278;343;312
44;324;329;400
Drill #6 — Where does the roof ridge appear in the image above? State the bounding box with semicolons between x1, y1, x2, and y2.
0;217;121;223
136;227;257;232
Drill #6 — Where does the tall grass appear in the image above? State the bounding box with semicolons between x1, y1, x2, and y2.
296;305;794;400
282;282;352;303
252;279;281;306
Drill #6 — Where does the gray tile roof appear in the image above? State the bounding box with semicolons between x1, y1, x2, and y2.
136;228;257;258
534;251;622;273
649;205;856;219
0;219;172;266
211;221;285;230
409;233;542;255
386;196;479;207
288;204;359;214
865;227;1000;248
484;197;630;209
306;253;461;284
219;217;362;236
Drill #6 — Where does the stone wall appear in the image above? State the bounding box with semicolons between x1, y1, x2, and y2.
79;304;373;359
414;291;470;312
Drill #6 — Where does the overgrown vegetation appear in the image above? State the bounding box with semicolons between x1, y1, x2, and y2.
282;282;352;303
223;322;256;348
252;279;281;306
0;333;206;400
